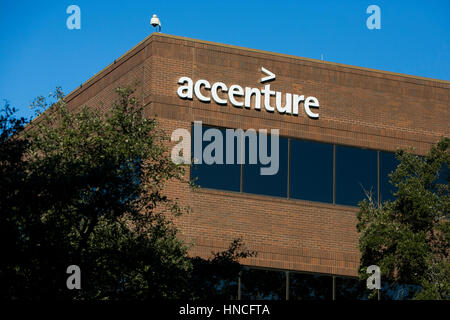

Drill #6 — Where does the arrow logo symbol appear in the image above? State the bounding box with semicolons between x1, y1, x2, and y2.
261;67;275;83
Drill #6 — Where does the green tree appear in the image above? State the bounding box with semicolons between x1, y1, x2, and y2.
189;238;255;300
357;137;449;300
1;86;253;300
0;102;30;298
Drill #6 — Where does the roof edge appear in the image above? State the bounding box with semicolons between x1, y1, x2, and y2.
155;33;450;85
63;32;450;105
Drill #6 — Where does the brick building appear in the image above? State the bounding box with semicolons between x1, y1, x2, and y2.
62;33;449;299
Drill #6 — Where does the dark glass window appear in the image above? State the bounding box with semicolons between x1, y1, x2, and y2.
335;277;369;300
243;133;288;197
289;272;332;300
336;146;377;206
190;124;241;192
190;264;239;300
436;163;449;186
380;151;399;202
289;139;333;203
241;268;286;300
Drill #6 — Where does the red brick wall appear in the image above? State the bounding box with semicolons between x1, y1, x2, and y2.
63;33;450;277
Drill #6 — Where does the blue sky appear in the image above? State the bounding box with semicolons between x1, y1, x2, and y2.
1;0;449;120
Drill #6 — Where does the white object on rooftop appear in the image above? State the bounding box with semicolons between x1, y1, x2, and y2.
150;14;161;32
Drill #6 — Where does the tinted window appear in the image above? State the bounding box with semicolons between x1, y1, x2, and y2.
436;163;449;186
290;139;333;203
380;151;399;202
336;146;377;206
241;268;286;300
289;272;332;300
243;133;288;197
335;277;369;300
190;263;239;300
190;124;241;192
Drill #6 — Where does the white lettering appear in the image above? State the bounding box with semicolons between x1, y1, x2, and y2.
176;70;320;119
194;79;211;102
229;84;244;107
261;84;275;112
292;94;304;116
275;92;292;114
211;82;228;105
304;96;319;119
244;87;261;110
177;76;193;99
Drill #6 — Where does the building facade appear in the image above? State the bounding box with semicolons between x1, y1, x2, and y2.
63;33;450;299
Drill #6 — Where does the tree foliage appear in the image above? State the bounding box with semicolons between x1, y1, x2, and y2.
189;238;255;300
0;87;253;300
0;102;29;298
357;137;449;300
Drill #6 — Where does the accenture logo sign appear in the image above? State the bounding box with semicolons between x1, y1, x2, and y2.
176;67;320;119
